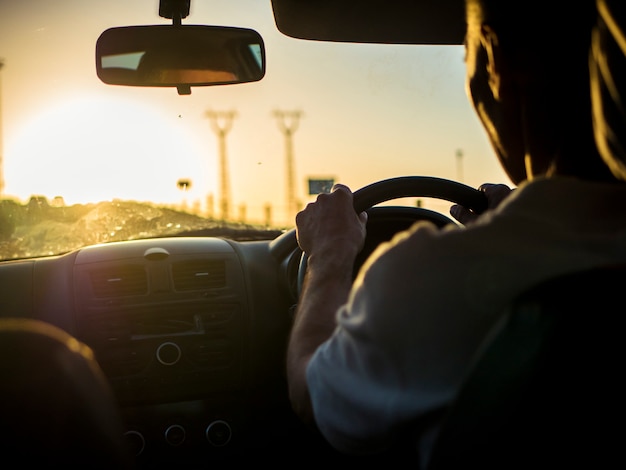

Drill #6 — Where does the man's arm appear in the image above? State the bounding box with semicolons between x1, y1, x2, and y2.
286;184;367;426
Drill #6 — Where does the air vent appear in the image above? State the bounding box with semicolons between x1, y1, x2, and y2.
89;265;148;298
172;260;226;291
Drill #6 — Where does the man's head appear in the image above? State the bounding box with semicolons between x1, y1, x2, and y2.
464;0;617;185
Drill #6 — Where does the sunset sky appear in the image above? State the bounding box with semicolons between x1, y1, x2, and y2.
0;0;510;226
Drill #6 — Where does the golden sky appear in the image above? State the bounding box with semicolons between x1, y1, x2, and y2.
0;0;509;226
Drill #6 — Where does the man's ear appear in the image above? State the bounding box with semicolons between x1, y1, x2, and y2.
480;25;502;101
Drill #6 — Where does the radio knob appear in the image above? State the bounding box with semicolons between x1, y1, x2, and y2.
123;430;145;456
156;341;181;365
205;420;232;447
164;424;186;446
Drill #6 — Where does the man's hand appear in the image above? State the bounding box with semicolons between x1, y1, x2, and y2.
450;183;513;225
296;184;368;269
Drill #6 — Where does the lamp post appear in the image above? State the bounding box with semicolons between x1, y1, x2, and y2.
205;110;237;221
455;148;464;182
273;109;302;223
0;59;5;197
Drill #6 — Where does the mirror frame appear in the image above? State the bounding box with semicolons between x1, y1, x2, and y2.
96;24;266;95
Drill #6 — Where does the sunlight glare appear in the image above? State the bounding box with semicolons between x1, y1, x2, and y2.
5;94;213;209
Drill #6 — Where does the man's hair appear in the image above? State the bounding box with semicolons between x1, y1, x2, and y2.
466;0;618;182
465;0;597;59
591;0;626;180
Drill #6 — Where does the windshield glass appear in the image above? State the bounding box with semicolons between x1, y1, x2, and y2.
0;0;508;261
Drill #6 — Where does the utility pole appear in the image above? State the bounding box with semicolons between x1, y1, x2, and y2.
205;109;236;221
0;59;5;197
273;109;302;223
455;148;464;182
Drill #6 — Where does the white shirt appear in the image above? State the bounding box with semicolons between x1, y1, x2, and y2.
305;176;626;465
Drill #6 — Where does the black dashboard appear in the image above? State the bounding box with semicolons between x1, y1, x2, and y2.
0;236;310;465
0;192;458;466
73;238;248;404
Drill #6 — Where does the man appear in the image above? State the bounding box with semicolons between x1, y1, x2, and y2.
591;0;626;180
286;0;626;466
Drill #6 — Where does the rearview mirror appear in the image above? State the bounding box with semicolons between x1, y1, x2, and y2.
96;25;265;95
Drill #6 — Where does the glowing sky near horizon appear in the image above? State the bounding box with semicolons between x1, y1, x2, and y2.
0;0;510;226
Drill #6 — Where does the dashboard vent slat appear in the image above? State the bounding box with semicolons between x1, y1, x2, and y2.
89;266;148;298
172;260;226;291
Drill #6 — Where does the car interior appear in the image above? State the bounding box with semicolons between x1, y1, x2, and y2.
1;0;621;467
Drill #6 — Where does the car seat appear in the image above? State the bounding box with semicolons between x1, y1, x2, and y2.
0;318;135;468
425;265;624;469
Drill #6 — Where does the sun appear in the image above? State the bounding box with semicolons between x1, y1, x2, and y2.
4;93;214;210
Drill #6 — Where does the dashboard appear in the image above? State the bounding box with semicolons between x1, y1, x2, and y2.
0;193;457;466
0;236;308;465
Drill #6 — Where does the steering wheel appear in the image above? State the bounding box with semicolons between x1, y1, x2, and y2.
269;176;488;298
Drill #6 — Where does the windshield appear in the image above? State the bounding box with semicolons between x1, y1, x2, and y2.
0;0;508;261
